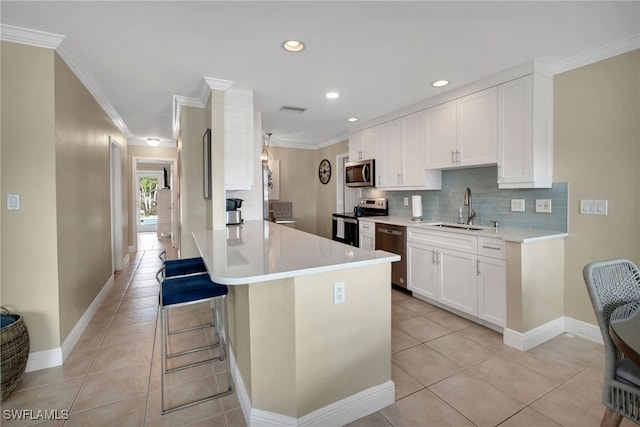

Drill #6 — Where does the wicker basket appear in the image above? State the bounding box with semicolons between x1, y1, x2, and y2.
1;307;30;402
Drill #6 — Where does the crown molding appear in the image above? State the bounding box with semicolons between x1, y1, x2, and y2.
549;34;640;75
203;76;234;91
172;95;203;139
1;24;132;138
0;24;64;49
57;43;132;138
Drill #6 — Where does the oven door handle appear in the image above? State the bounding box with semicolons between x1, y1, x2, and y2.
332;216;358;225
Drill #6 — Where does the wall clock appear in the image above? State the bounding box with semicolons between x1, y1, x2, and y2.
318;159;331;184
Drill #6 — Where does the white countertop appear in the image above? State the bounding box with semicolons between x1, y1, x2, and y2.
359;215;567;243
193;220;400;285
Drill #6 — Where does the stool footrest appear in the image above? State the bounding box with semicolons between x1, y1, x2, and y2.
166;343;220;360
167;323;215;336
161;388;233;415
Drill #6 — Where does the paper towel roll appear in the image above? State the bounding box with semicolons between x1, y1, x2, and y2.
412;195;423;218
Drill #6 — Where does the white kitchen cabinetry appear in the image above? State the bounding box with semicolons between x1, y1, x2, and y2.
407;242;439;300
407;228;506;327
359;220;376;251
477;237;506;327
378;112;441;190
225;87;254;190
157;188;172;239
349;127;379;162
425;87;497;169
497;73;553;188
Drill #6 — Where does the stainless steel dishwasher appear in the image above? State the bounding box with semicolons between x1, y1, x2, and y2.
375;223;407;288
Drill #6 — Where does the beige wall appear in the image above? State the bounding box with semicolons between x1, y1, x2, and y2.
268;147;317;234
315;140;349;238
1;42;127;351
177;106;207;258
54;54;126;341
1;42;61;350
554;49;640;324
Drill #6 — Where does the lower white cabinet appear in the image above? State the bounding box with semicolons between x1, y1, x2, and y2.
438;248;478;316
359;220;375;251
407;228;506;327
477;255;506;327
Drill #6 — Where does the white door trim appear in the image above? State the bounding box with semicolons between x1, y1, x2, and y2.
110;137;124;271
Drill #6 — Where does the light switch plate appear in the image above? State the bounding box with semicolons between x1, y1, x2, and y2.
511;199;525;212
580;200;608;215
7;194;20;211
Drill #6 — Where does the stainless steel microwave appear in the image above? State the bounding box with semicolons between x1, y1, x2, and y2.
345;159;375;187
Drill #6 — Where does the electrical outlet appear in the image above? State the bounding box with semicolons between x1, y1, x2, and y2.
403;197;409;206
511;199;525;212
333;282;345;304
535;199;552;213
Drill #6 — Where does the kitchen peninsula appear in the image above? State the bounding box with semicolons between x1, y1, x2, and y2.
193;220;400;426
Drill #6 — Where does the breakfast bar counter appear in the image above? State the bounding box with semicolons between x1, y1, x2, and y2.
192;221;399;426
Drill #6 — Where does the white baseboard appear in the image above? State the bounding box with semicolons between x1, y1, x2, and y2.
503;316;603;351
122;253;130;268
229;349;395;427
564;317;603;345
25;274;115;372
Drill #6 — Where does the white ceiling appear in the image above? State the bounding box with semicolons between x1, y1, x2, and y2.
2;1;639;149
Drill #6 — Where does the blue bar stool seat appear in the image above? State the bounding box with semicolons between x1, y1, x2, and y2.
158;269;232;414
158;250;207;278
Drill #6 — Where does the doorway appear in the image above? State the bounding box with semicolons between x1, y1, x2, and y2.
110;137;124;272
136;171;163;233
131;156;178;252
336;153;359;213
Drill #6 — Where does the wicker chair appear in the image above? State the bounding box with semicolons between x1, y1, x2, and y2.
583;259;640;426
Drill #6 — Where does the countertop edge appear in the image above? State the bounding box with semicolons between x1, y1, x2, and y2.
209;251;401;285
359;216;568;243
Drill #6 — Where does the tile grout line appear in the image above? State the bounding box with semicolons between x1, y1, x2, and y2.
62;250;146;425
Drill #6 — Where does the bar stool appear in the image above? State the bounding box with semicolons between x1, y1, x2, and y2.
159;250;207;278
158;268;232;414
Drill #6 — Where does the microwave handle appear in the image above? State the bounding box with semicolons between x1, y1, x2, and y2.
362;164;369;182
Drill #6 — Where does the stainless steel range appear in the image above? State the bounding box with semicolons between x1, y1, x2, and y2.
332;198;388;247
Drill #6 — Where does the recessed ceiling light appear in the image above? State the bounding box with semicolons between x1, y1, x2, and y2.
347;117;358;122
146;138;160;147
326;92;340;99
283;40;305;52
432;80;449;88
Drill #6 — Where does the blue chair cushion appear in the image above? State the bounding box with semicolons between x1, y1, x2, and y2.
616;359;640;387
164;257;207;277
161;274;228;306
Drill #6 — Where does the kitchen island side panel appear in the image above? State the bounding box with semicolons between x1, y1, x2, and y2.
229;264;393;419
295;263;392;417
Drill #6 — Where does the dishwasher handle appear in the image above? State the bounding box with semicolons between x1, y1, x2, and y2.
378;228;403;236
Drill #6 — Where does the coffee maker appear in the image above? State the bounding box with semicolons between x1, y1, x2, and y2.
225;198;243;225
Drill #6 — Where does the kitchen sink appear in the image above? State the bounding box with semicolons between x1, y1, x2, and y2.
424;222;485;231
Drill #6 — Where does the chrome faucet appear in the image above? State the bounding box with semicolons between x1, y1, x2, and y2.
464;187;476;225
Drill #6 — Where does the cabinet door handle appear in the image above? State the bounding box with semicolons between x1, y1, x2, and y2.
456;150;461;163
451;150;456;164
477;259;481;276
481;245;502;251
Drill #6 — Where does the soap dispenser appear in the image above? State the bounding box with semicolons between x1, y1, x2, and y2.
457;207;465;224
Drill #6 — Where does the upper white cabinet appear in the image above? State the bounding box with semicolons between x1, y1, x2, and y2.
426;87;497;169
497;73;553;188
224;87;254;191
377;111;442;190
348;126;379;162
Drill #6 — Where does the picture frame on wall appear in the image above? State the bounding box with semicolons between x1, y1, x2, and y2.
203;128;211;199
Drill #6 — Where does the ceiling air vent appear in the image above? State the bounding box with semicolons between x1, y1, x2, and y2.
279;106;307;114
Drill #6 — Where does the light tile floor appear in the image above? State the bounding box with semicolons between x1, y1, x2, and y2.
2;233;635;426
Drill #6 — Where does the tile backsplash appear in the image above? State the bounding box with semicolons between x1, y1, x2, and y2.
363;166;568;232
